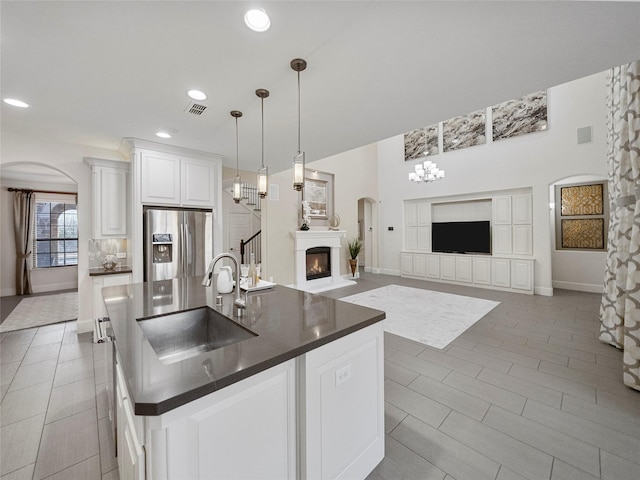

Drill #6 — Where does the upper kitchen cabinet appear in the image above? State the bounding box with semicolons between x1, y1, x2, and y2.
140;151;216;207
84;158;129;238
121;138;222;209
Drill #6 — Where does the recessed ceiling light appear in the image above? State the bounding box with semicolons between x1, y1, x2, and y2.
187;89;207;101
3;98;29;108
244;8;270;32
156;131;172;139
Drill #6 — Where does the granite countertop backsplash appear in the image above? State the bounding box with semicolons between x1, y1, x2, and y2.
102;276;384;415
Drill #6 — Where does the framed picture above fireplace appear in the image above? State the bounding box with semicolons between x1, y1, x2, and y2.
305;169;334;225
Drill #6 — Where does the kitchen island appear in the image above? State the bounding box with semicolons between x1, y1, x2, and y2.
102;276;385;480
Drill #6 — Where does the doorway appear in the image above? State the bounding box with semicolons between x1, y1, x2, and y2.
0;163;79;330
357;197;378;272
228;212;252;259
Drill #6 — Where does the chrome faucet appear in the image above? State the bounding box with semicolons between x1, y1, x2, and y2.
202;253;246;316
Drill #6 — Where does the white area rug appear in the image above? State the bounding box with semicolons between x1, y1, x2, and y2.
340;285;499;349
0;292;77;333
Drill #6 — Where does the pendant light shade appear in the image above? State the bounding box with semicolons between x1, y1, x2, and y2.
291;58;307;191
231;110;243;204
256;89;269;199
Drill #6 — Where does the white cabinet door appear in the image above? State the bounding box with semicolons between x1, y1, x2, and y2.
440;255;456;281
417;226;431;250
181;157;215;207
169;360;297;480
493;225;512;255
425;254;440;279
98;167;128;237
492;258;511;288
511;259;533;291
141;152;181;205
405;227;418;250
456;257;473;283
512;194;532;224
512;224;533;255
493;196;512;224
473;257;491;285
417;203;431;226
400;253;413;276
405;204;417;227
116;362;145;480
413;254;426;277
301;323;384;480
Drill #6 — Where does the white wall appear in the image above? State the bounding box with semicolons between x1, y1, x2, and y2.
262;143;379;286
377;71;608;295
1;132;124;329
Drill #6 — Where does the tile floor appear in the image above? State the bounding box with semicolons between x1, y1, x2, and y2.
1;273;639;480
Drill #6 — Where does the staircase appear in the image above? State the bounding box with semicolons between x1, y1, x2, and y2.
223;179;262;263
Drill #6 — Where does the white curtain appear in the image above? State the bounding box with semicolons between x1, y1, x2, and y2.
599;61;640;391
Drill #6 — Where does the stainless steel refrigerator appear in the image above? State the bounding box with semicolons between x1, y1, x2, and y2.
143;207;213;282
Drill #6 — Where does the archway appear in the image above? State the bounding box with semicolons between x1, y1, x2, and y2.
0;162;79;327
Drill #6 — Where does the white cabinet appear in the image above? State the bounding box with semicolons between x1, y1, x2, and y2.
455;256;473;283
417;226;431;250
405;203;417;227
512;194;533;224
300;323;384;480
400;253;413;275
513;224;533;255
511;259;533;291
140;151;215;208
401;252;534;295
493;225;513;255
426;254;441;279
440;255;456;281
84;158;129;238
159;360;297;480
92;274;132;319
493;196;512;224
413;254;426;277
492;258;511;288
417;203;430;226
405;227;418;250
140;152;181;205
473;257;491;285
116;362;145;480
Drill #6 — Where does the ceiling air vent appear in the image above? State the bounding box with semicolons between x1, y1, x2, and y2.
184;102;208;116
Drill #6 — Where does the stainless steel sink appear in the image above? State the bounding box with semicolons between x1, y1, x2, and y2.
137;307;257;365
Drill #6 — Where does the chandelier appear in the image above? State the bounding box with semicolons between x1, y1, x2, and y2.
409;160;445;183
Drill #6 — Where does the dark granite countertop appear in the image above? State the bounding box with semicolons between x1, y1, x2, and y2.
102;276;384;416
89;265;133;276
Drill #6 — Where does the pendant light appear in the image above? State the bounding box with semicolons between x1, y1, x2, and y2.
256;88;269;199
231;110;243;203
291;58;307;191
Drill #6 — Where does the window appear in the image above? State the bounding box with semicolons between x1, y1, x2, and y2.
554;181;608;251
33;196;78;268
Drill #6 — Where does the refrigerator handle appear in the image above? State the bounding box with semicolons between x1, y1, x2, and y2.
185;224;192;276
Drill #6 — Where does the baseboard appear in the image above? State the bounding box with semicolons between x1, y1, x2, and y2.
535;286;554;297
552;281;602;294
379;268;400;276
364;266;372;273
370;268;382;274
77;318;93;334
1;287;17;297
33;282;78;294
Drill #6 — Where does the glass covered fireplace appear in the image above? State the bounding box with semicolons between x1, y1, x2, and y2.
306;246;331;281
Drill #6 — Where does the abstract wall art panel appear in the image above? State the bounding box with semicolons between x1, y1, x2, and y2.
404;128;426;161
561;184;604;216
561;218;604;249
443;110;486;152
492;91;547;141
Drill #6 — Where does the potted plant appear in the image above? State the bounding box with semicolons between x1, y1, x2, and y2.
347;237;362;278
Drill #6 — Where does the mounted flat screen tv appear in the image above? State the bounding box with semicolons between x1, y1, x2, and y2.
431;221;491;254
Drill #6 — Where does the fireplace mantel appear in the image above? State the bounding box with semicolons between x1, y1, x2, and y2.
291;230;356;293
